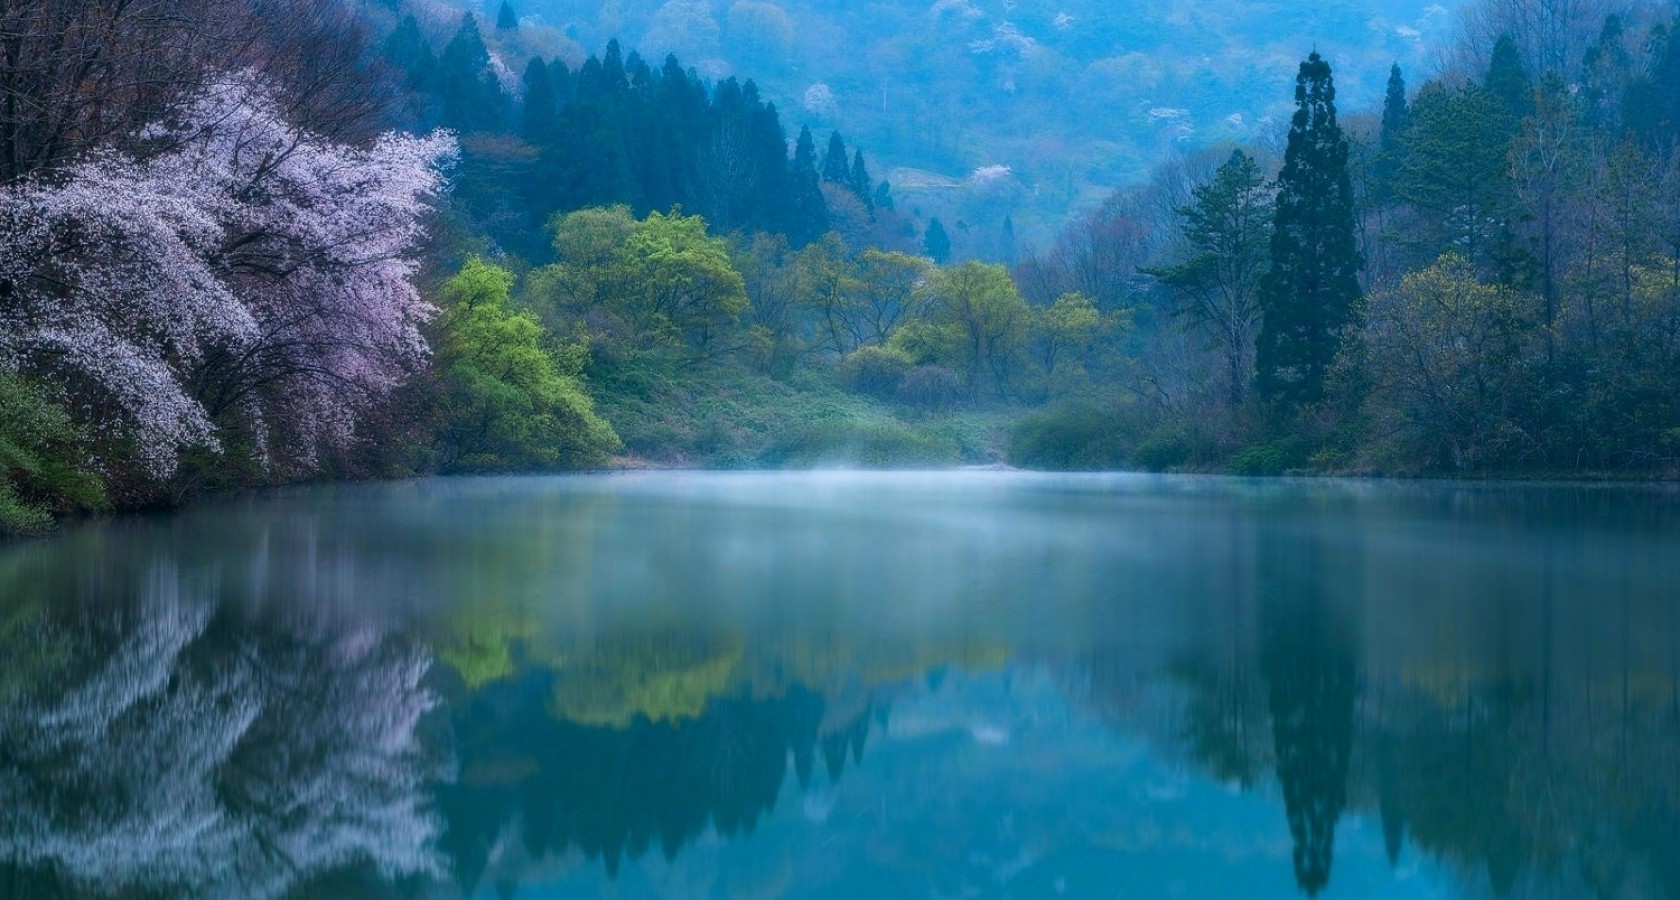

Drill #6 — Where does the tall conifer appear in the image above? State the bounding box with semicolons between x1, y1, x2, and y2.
788;126;831;246
1255;52;1362;411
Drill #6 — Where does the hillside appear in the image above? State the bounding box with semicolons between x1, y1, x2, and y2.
458;0;1463;248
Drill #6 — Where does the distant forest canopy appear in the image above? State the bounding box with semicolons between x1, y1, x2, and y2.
433;0;1465;251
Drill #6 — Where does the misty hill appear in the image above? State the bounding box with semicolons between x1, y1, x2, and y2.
458;0;1464;245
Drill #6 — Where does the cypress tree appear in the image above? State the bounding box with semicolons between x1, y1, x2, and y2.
496;0;519;29
1373;64;1408;201
848;150;875;215
924;217;951;263
874;179;895;211
788;126;831;246
521;58;556;142
821;131;850;184
438;13;507;132
1255;51;1362;411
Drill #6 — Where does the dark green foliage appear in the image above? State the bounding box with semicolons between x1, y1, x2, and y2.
1394;83;1515;268
1255;52;1362;412
787;126;831;246
1484;35;1532;120
821;131;849;184
1146;148;1272;406
874;180;895;211
496;0;518;29
1624;17;1680;151
438;13;508;133
923;217;951;264
1373;64;1408;200
1008;401;1133;469
848;151;875;215
0;371;105;534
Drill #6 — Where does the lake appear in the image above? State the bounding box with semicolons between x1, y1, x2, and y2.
1;471;1677;899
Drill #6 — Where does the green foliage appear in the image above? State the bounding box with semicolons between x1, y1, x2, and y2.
923;217;951;264
433;258;621;472
1395;82;1516;268
840;345;915;398
1009;401;1134;470
1146;149;1272;405
0;371;105;535
1256;52;1363;413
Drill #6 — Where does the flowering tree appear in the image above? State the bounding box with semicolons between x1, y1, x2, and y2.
0;75;454;477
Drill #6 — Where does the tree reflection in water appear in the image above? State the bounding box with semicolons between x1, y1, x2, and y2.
0;559;445;900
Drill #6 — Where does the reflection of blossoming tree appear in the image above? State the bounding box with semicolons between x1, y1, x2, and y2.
0;567;445;899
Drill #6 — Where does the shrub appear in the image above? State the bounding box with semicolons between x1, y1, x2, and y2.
1009;401;1133;470
1;370;106;534
840;345;914;399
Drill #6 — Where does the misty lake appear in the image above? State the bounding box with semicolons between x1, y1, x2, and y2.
1;472;1677;899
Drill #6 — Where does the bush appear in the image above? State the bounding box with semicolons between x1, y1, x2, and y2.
900;365;963;410
840;345;914;399
763;417;961;468
1009;401;1133;470
1227;436;1314;476
1;370;106;534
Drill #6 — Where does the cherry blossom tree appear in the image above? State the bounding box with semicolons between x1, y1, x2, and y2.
0;74;454;477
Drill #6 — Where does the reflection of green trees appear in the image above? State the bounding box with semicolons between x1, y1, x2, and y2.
441;670;878;893
547;633;746;727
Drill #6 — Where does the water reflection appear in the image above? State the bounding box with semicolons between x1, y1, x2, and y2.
0;473;1675;899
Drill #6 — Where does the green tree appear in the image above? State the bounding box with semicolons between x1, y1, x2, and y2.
1394;82;1514;270
437;13;507;132
1147;149;1273;405
432;259;622;472
821;131;850;184
1029;292;1101;392
1484;34;1533;120
924;217;952;264
787;126;830;246
617;209;749;355
1359;255;1531;470
923;261;1031;398
496;0;518;29
1255;52;1363;411
848;150;875;215
853;249;933;345
1373;64;1409;202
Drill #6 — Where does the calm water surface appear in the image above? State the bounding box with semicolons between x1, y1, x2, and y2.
1;472;1677;899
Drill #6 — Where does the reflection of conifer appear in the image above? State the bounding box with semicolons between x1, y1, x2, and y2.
1260;534;1356;897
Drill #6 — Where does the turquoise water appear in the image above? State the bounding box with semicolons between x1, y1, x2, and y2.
1;472;1676;899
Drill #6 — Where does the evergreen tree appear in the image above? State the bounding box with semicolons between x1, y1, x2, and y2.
1583;15;1632;131
1373;64;1408;201
874;179;895;210
1000;214;1018;266
821;131;850;184
1395;83;1515;269
1624;17;1680;151
521;58;556;142
788;125;831;246
1484;35;1533;121
438;13;507;132
848;150;875;215
924;217;952;264
496;0;519;30
1255;52;1362;411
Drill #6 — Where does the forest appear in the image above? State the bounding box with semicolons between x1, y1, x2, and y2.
5;0;1680;533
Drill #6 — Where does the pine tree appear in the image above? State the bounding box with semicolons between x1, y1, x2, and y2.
496;0;519;30
521;58;556;142
1000;214;1018;266
1373;64;1408;202
821;131;850;184
788;125;831;246
1394;83;1515;268
1255;52;1362;411
874;179;895;211
1485;35;1532;121
924;217;951;264
848;150;875;215
438;14;507;132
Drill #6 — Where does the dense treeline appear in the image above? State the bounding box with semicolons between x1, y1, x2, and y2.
377;11;910;256
1013;0;1680;476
